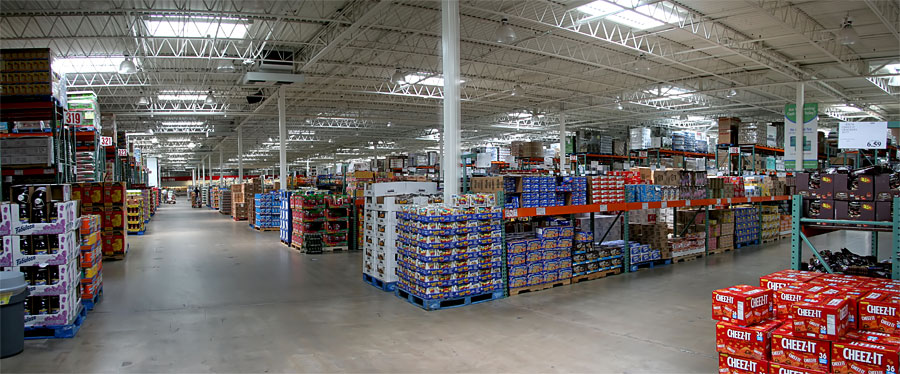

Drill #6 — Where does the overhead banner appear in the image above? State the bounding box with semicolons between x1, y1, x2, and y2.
784;103;818;170
838;121;888;149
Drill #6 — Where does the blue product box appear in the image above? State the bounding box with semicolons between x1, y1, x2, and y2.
527;273;544;286
641;253;651;262
527;261;544;274
509;276;527;288
541;238;557;249
536;227;560;239
507;240;527;254
526;251;542;263
509;254;526;265
557;238;573;249
541;250;555;261
543;270;559;284
508;265;527;277
559;258;572;268
558;268;573;279
527;239;541;252
544;260;560;272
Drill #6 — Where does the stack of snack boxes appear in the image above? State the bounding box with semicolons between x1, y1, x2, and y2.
253;192;280;229
125;191;145;234
710;209;735;252
574;238;624;275
279;191;292;244
734;206;760;246
80;215;102;303
3;184;83;328
588;175;626;204
714;270;900;374
323;194;350;247
290;193;324;250
761;205;780;241
394;194;503;303
627;241;660;265
506;225;575;290
780;214;792;237
72;182;127;258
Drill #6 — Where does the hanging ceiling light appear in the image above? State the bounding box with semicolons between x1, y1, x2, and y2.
204;90;216;105
616;102;624;110
634;54;651;72
188;142;196;149
679;113;689;121
510;84;522;96
727;86;738;97
390;68;406;85
118;57;137;74
137;94;150;106
838;16;859;46
493;18;517;44
216;60;236;73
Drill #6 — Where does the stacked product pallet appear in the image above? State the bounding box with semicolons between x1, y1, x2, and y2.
362;182;438;291
211;186;220;210
669;209;707;260
290;193;324;252
734;206;760;247
394;194;503;310
149;187;159;216
67;92;100;183
201;187;209;208
588;175;625;204
760;205;780;242
574;237;624;279
79;215;102;309
708;209;735;254
219;188;232;215
2;184;85;335
230;184;250;221
713;270;900;374
324;194;350;248
779;214;791;237
253;192;279;230
629;221;670;261
279;191;292;245
125;192;145;234
506;223;575;295
72;182;128;258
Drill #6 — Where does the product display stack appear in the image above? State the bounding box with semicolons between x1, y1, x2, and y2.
394;193;504;310
3;184;85;336
760;205;780;243
733;206;760;247
279;190;292;246
709;209;735;253
361;182;438;291
588;175;626;204
126;191;145;235
79;215;102;310
324;194;350;249
506;222;576;295
219;188;232;215
230;184;249;221
714;270;900;374
72;182;128;258
290;193;324;252
253;192;279;230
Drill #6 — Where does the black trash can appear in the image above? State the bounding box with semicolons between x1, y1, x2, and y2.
0;271;29;358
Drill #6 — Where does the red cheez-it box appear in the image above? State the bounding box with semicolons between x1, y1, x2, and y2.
768;362;828;374
791;296;851;341
761;275;804;292
716;320;782;360
719;353;769;374
713;285;775;326
770;324;831;372
831;340;900;374
845;330;900;346
859;291;900;335
775;284;832;319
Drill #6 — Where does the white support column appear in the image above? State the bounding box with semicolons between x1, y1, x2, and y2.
219;149;223;185
237;127;244;183
559;112;567;175
192;168;196;188
201;157;206;186
795;82;804;171
278;86;287;190
209;156;213;185
441;0;461;201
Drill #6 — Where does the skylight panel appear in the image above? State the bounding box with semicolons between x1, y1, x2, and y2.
144;15;249;39
52;56;126;74
576;0;683;30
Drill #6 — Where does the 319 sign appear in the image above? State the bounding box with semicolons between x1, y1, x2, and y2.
64;111;82;126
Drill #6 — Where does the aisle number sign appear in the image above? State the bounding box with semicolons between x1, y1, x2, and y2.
100;136;113;147
729;147;739;154
117;148;127;157
837;121;887;149
64;111;82;126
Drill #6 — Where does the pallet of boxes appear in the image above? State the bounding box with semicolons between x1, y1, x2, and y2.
671;209;707;263
230;183;249;221
714;270;900;374
244;179;263;227
72;182;128;259
708;209;735;254
628;209;672;270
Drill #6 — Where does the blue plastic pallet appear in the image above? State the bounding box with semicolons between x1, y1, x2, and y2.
736;239;760;248
129;230;145;235
24;306;87;340
363;273;396;292
395;288;504;311
82;287;102;311
629;259;672;272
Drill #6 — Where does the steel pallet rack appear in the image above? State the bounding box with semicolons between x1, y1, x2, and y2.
790;195;900;280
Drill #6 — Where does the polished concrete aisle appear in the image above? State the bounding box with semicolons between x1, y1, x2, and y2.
2;202;882;373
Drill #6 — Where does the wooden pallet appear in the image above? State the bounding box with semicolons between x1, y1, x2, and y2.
571;267;622;284
708;247;734;255
102;253;126;261
323;246;348;252
253;226;279;231
673;253;704;263
761;237;779;244
509;279;571;296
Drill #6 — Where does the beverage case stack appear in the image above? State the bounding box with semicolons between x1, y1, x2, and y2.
279;191;292;244
71;182;127;258
714;270;900;374
79;215;102;304
2;184;83;328
126;191;145;234
734;206;760;247
362;182;438;291
253;192;280;229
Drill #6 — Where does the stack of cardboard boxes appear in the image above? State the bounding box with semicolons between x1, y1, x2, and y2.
509;141;544;158
800;171;897;223
72;182;128;258
709;209;735;253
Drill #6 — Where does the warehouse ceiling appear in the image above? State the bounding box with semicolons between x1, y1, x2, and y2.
2;0;899;172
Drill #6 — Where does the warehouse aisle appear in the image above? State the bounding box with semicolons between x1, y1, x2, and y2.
1;203;882;373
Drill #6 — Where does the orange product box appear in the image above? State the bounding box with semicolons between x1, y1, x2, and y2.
859;291;900;335
831;340;900;374
818;287;868;329
104;182;126;204
763;270;822;284
761;275;805;292
86;184;104;205
770;324;832;372
80;245;100;268
775;284;832;319
716;320;782;361
713;285;775;326
767;362;827;374
719;353;769;374
792;296;852;341
810;274;863;289
845;330;900;346
102;233;127;255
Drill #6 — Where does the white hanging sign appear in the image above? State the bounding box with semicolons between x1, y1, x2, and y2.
838;121;888;149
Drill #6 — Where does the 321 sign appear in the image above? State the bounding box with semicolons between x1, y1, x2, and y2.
99;136;113;147
64;111;82;126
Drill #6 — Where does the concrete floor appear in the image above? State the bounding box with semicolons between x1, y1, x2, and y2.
1;202;885;373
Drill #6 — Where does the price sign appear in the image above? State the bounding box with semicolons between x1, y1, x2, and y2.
729;146;740;154
536;207;546;215
117;148;127;157
639;151;648;158
64;111;82;126
100;136;113;147
504;209;518;218
838;122;888;149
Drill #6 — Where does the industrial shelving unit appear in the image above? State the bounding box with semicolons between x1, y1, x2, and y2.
790;195;900;279
714;144;785;175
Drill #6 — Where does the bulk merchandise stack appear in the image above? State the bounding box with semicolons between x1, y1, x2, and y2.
219;187;232;216
230;184;250;221
323;194;350;249
79;215;102;310
210;186;220;210
279;190;292;246
71;182;128;259
67;91;101;183
2;184;87;337
253;192;279;231
760;205;781;243
506;221;579;295
126;191;145;235
714;270;900;374
394;194;504;310
708;209;735;254
733;206;760;248
290;193;324;253
148;187;159;217
361;182;438;291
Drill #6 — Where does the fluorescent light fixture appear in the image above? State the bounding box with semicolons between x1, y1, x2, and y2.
644;86;693;102
158;94;206;101
288;130;316;135
144;15;249;39
52;56;126;75
160;121;205;126
507;111;532;119
832;105;859;112
403;73;447;87
576;0;685;30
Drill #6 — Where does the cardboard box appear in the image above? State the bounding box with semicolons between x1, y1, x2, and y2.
803;199;834;221
859;291;900;335
791;296;851;341
876;201;892;222
10;230;78;266
818;287;867;328
716;320;782;361
719;117;740;145
101;232;127;256
760;275;805;292
767;363;827;374
874;174;895;202
713;285;774;326
796;173;834;199
844;330;900;346
22;285;81;327
104;182;126;205
718;352;768;374
831;340;900;374
771;324;832;372
9;200;79;235
0;202;10;236
774;284;832;319
833;174;875;201
835;200;876;221
8;258;81;297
